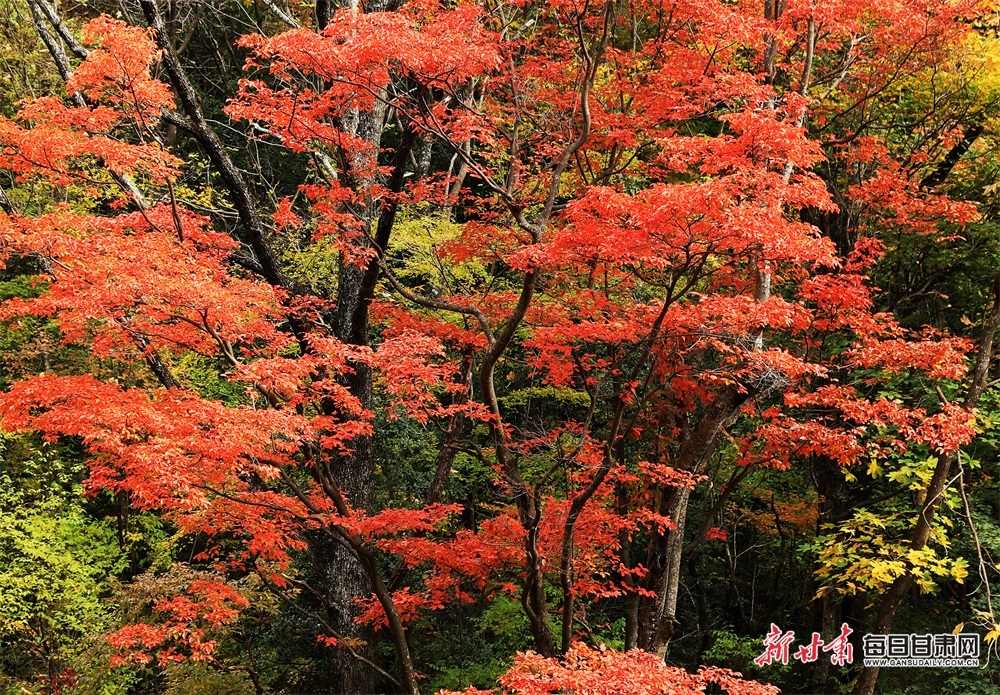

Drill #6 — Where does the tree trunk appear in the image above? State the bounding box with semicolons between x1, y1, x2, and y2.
650;486;692;658
639;387;746;658
309;0;413;673
313;528;376;694
810;592;840;694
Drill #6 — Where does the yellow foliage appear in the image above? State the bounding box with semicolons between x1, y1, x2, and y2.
388;207;488;292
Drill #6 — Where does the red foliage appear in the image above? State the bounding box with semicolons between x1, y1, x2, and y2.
0;0;986;690
437;643;779;695
108;579;249;666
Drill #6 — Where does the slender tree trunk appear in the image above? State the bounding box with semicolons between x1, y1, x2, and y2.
809;454;847;694
650;486;692;658
810;592;840;693
921;119;985;189
640;387;747;658
617;483;640;651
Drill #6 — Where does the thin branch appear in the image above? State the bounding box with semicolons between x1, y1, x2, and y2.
30;0;89;59
255;570;403;688
378;258;495;344
260;0;300;28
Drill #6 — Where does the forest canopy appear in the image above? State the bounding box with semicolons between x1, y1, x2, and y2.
2;0;1000;694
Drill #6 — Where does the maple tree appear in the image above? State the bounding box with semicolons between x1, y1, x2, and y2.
2;0;1000;693
439;643;781;695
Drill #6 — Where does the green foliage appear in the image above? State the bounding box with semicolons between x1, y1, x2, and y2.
388;208;488;293
875;221;1000;335
277;236;341;298
374;406;445;507
498;385;592;410
171;352;253;407
163;662;255;695
0;432;126;693
702;628;769;676
0;0;63;115
420;596;536;693
0;508;122;648
478;595;534;657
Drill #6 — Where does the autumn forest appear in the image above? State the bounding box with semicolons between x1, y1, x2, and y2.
2;0;1000;693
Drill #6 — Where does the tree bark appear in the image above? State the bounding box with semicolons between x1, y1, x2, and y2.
640;387;746;657
650;486;692;658
921;119;985;190
314;31;413;692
